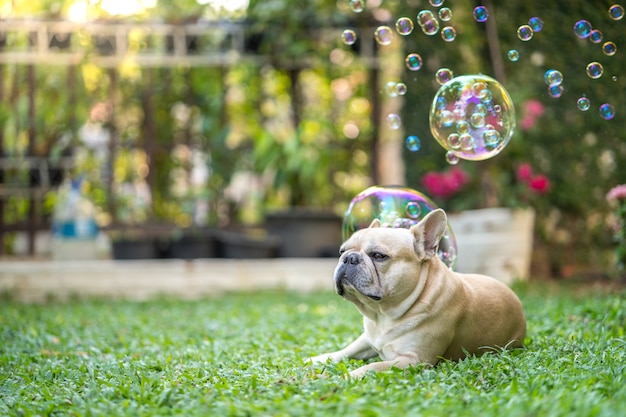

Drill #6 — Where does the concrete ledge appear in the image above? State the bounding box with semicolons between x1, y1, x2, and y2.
0;259;337;303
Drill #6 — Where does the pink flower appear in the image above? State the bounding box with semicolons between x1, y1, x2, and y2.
421;167;470;199
529;174;550;194
520;115;537;131
606;184;626;202
516;163;533;182
523;99;545;117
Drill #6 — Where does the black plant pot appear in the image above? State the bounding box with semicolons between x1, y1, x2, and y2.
111;237;159;260
167;230;218;259
216;230;281;259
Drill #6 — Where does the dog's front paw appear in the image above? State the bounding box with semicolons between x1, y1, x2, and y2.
306;353;334;364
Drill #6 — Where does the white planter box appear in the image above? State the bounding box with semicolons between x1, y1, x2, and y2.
447;207;535;285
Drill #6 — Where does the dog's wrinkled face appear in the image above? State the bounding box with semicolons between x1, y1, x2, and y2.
334;210;447;310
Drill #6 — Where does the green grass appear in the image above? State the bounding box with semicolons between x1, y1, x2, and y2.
1;282;625;416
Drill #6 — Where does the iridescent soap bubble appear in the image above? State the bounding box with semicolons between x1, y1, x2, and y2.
528;17;544;32
386;113;402;129
548;84;564;98
349;0;365;13
441;26;457;42
429;74;516;161
439;7;452;21
341;29;357;45
544;69;563;86
577;97;591;111
573;20;592;39
429;0;445;6
603;41;617;56
586;62;604;79
405;53;423;71
374;26;394;45
405;135;421;152
473;6;489;22
396;17;414;35
599;103;616;120
609;4;625;20
517;25;534;41
417;10;435;25
395;82;408;96
385;81;398;97
435;68;454;85
445;151;460;165
507;49;520;62
342;185;458;269
418;13;441;36
589;29;603;44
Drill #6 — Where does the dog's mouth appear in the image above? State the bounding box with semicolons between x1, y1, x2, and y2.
336;276;382;301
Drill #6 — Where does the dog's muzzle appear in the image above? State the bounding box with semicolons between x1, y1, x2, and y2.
335;252;382;301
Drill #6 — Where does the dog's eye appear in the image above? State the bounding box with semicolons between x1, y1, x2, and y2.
339;248;346;255
369;252;388;261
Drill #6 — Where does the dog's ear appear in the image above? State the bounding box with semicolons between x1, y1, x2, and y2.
410;209;447;260
368;218;382;228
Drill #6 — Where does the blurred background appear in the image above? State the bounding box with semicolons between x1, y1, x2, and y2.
0;0;624;281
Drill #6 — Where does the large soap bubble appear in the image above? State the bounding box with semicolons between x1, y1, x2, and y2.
429;74;516;161
342;186;458;269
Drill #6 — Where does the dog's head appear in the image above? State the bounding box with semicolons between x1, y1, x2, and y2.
334;209;448;312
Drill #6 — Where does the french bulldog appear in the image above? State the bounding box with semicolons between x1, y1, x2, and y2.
308;208;527;378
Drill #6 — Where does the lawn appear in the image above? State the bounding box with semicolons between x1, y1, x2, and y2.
1;282;625;417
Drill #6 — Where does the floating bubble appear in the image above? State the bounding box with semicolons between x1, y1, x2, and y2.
609;4;625;20
445;151;460;165
417;10;435;25
386;113;402;129
441;26;457;42
548;84;564;98
544;69;563;86
586;62;604;79
405;135;421;152
528;17;544;32
374;26;394;45
395;82;408;96
349;0;365;13
341;29;357;45
405;53;423;71
573;20;592;39
439;7;452;21
603;41;617;56
589;29;603;44
507;49;520;62
517;25;534;41
342;185;458;269
418;14;441;36
429;74;516;161
429;0;445;6
473;6;489;22
577;97;591;111
396;17;414;35
385;81;398;97
599;103;616;120
435;68;454;85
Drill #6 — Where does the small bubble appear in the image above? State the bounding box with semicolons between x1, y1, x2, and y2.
405;135;421;152
445;151;460;165
441;26;457;42
386;113;402;129
544;69;563;86
548;84;564;98
586;61;604;79
417;10;435;25
603;41;617;56
589;29;603;44
396;17;414;35
573;20;592;39
447;133;461;149
374;26;394;45
609;4;625;20
528;17;544;32
473;6;489;22
385;81;398;97
517;25;534;41
507;49;520;62
577;97;591;111
341;29;357;45
405;53;424;71
405;201;422;219
435;68;454;85
395;82;408;96
438;110;455;127
429;0;445;7
439;7;452;21
599;103;616;120
420;18;441;35
349;0;365;13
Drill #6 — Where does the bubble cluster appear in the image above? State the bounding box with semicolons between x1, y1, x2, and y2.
386;113;402;129
341;29;357;45
439;7;452;21
577;97;591;111
609;4;625;20
599;103;616;120
441;26;457;42
429;74;516;161
586;62;604;79
517;25;534;41
405;135;421;152
473;6;489;22
405;53;424;71
507;49;520;62
385;81;407;97
342;186;458;269
396;17;414;35
417;10;440;35
573;20;593;39
349;0;365;13
603;41;617;56
374;26;394;45
528;17;544;32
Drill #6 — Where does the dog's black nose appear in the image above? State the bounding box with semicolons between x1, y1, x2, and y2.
344;252;360;265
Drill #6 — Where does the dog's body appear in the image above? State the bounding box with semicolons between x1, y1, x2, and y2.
308;209;526;378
